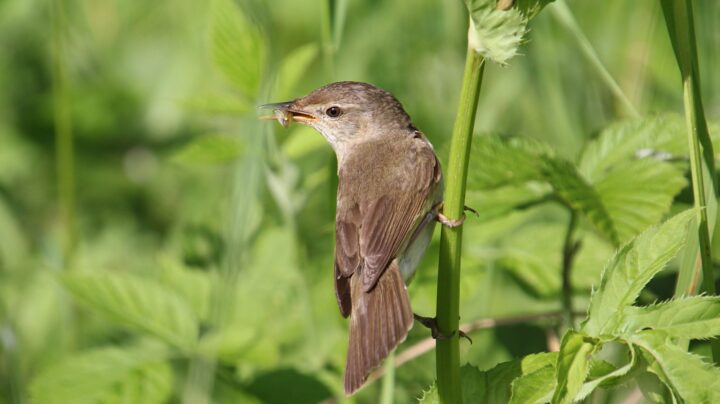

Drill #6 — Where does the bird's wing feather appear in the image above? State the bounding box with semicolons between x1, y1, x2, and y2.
333;138;441;315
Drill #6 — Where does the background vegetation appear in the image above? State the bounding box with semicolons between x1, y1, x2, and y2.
1;0;719;402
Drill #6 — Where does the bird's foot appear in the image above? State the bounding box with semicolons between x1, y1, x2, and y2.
413;314;472;344
434;203;478;228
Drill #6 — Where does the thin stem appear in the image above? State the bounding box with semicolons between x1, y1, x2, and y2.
380;352;395;404
51;0;77;264
561;210;579;329
436;46;485;404
550;1;639;118
661;0;719;364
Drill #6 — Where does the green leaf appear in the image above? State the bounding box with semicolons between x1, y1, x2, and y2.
622;296;720;339
62;272;198;350
170;133;244;165
575;342;638;400
552;330;599;404
595;159;687;243
631;331;720;403
418;383;439;403
459;353;557;404
210;0;265;98
273;43;319;100
467;135;550;190
30;344;171;404
465;0;554;64
509;362;556;404
578;114;687;183
541;158;619;245
582;210;695;336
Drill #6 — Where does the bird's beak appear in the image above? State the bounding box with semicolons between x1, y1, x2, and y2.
258;101;317;128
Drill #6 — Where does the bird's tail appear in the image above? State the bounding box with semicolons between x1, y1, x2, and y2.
344;260;413;395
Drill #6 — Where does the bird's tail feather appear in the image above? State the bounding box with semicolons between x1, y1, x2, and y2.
344;260;413;395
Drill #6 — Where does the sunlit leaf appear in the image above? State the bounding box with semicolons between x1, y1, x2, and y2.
631;331;720;403
622;296;720;339
62;272;199;350
552;330;598;404
575;342;637;400
170;133;244;165
578;114;687;182
582;210;695;336
595;159;687;243
210;0;265;98
30;344;171;404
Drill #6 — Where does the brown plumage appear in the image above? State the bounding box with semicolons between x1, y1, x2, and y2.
261;81;442;395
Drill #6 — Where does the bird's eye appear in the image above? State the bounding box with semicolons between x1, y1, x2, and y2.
325;106;342;118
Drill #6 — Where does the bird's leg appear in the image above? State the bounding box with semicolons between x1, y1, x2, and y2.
413;313;473;344
433;202;478;228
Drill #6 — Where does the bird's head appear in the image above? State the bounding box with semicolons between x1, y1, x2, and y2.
260;81;412;156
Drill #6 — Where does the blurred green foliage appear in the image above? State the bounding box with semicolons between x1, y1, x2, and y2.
1;0;719;403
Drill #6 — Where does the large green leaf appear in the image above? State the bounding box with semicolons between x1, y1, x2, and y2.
62;271;198;350
582;210;695;336
467;135;549;190
541;158;619;245
622;296;720;339
465;0;554;64
578;114;686;182
30;344;171;404
552;330;599;404
595;159;687;243
210;0;265;98
509;353;557;404
575;342;638;400
631;331;720;403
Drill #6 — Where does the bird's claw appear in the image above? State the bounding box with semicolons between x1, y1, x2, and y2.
434;202;478;228
413;314;473;344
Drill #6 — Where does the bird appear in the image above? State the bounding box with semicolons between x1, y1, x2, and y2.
260;81;460;395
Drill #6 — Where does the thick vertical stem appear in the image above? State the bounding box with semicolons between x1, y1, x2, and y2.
436;47;485;404
661;0;719;364
51;0;77;264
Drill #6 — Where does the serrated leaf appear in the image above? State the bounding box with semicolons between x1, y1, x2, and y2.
582;210;695;336
575;342;637;400
631;331;720;403
578;114;687;182
465;0;553;64
418;382;439;403
273;43;318;100
210;0;265;98
595;159;687;243
171;133;244;165
62;272;198;350
467;135;548;190
541;158;619;245
509;364;556;404
622;296;720;339
552;330;599;404
30;344;171;404
460;353;557;403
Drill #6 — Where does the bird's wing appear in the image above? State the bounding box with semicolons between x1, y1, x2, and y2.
333;138;441;316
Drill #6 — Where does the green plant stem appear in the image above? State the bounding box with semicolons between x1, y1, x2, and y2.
551;1;639;118
561;210;579;329
51;0;77;264
661;0;719;364
436;47;485;404
380;351;395;404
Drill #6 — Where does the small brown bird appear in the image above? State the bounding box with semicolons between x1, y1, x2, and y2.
261;82;457;394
